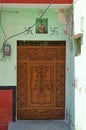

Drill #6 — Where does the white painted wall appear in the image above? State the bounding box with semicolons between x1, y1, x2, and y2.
74;0;86;130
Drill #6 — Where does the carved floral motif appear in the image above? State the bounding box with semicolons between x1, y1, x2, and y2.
17;44;65;119
18;46;65;61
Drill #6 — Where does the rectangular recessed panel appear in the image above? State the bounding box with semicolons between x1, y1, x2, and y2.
17;62;28;108
28;62;54;108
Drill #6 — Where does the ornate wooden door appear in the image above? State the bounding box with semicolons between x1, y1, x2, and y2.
17;41;65;120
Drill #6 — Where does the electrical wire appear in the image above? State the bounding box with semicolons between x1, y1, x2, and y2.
0;3;6;42
2;0;55;46
0;3;6;60
0;0;55;60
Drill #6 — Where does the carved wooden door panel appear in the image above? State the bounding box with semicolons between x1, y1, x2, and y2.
17;41;65;119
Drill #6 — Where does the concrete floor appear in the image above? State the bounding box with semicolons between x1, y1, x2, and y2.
8;120;71;130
